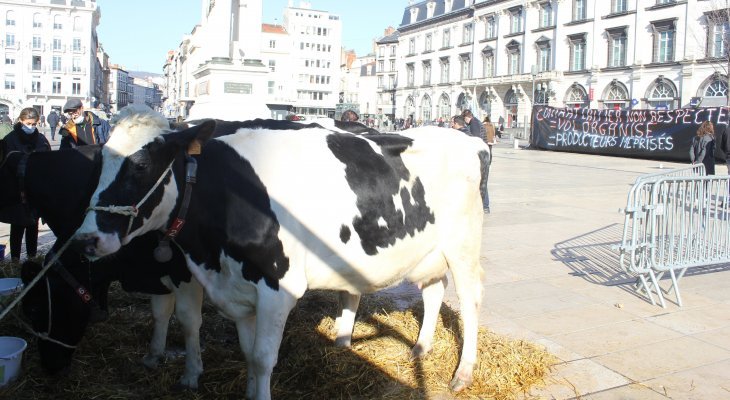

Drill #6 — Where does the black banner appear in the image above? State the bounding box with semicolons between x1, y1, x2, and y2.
530;106;729;162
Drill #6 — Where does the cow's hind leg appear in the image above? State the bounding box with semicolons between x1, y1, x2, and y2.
143;293;175;369
334;291;361;347
444;255;483;392
173;280;204;389
412;276;446;358
236;315;257;400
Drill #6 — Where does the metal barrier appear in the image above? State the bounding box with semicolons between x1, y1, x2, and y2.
617;164;708;307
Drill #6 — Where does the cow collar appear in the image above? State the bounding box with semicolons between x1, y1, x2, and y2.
153;155;197;262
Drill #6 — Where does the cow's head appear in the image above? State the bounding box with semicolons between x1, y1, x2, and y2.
73;105;215;259
20;259;91;374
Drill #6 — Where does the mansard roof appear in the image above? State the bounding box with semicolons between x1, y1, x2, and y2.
400;0;470;30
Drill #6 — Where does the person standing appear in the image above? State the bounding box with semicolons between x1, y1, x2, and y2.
0;108;51;262
690;121;716;175
462;109;491;214
47;110;60;141
59;98;111;149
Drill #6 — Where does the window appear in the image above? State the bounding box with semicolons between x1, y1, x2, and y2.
611;0;627;13
646;78;677;109
566;84;589;108
442;28;451;48
406;63;415;87
378;60;384;72
268;60;276;72
6;11;15;26
652;20;675;63
607;28;627;67
53;79;61;94
440;57;450;83
573;0;586;21
53;15;63;30
268;81;275;95
509;8;523;34
32;56;42;71
73;38;82;52
409;37;416;55
32;36;42;50
389;74;396;88
705;77;728;97
420;95;432;122
657;0;675;4
539;2;552;28
423;61;431;85
390;45;396;56
485;15;496;39
604;81;629;110
482;48;494;77
72;57;81;73
536;39;551;72
4;75;15;90
708;15;729;58
463;23;473;44
390;60;395;71
73;16;82;32
33;13;42;28
5;55;15;65
379;46;385;57
53;56;62;71
438;94;450;119
53;38;62;51
72;80;82;95
5;33;15;47
569;34;586;71
269;40;276;49
32;79;41;93
378;75;384;88
507;42;520;74
460;54;471;80
425;33;432;52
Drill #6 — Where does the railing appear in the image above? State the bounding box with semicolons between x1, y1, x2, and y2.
615;165;730;307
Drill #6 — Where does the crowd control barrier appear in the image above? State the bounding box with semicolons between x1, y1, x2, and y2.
616;164;730;307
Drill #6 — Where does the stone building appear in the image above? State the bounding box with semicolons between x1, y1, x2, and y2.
391;0;730;128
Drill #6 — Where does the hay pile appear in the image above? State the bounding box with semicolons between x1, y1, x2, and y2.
0;261;554;399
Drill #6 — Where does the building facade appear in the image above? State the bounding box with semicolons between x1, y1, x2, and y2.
375;28;400;123
393;0;730;128
282;2;342;119
0;0;107;119
108;64;130;114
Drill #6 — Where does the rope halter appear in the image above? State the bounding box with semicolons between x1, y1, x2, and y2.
86;160;175;238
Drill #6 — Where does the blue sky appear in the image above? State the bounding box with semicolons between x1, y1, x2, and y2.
96;0;405;73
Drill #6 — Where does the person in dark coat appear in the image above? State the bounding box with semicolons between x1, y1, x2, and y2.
690;121;716;175
0;107;51;262
47;110;60;141
462;109;491;213
59;98;111;149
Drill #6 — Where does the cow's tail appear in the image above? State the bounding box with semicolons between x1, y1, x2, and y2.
477;149;490;205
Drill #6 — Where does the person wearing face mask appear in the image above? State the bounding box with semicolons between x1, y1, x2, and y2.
58;98;111;149
0;107;51;262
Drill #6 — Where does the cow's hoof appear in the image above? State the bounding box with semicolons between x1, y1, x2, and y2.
142;354;163;369
410;343;431;360
449;374;472;392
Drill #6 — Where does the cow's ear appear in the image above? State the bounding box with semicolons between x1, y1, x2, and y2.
164;120;216;153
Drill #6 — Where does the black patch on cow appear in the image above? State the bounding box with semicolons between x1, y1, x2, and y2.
326;133;435;255
184;118;325;134
178;140;289;290
339;225;351;244
334;120;382;135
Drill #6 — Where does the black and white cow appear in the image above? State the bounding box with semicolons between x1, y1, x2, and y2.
0;144;205;388
73;106;488;400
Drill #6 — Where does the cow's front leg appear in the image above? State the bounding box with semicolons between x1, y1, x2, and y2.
412;276;446;358
174;279;204;389
143;293;175;369
334;291;361;347
247;290;297;400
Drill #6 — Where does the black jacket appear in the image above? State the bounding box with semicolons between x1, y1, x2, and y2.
0;124;51;225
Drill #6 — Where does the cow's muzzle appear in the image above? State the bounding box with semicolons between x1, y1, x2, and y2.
72;234;99;258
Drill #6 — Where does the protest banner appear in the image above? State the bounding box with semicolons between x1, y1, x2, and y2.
530;106;729;162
